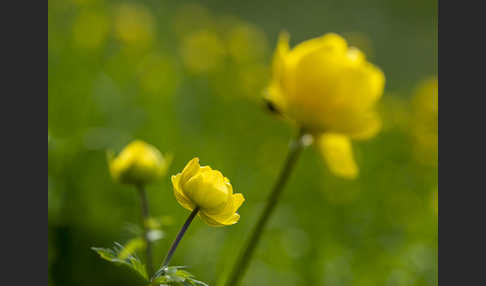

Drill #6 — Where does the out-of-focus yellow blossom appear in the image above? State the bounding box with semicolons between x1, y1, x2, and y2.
181;30;226;73
108;140;170;185
171;158;245;227
266;32;385;136
114;3;155;49
227;23;268;63
266;32;385;179
72;10;110;50
410;77;438;166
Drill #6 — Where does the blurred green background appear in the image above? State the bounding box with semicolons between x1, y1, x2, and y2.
48;0;437;285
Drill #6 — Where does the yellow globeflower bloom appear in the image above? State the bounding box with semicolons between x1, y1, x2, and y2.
108;140;170;185
265;32;386;179
171;158;245;226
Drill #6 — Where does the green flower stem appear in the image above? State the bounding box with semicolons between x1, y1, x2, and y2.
137;185;154;277
226;129;307;286
161;207;200;268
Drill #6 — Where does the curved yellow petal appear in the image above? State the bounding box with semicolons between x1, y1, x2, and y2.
224;177;234;195
198;212;227;227
273;31;290;77
317;133;358;179
183;168;229;209
265;31;290;113
288;33;347;68
171;174;196;211
200;193;245;226
223;213;241;225
199;211;240;227
231;193;245;209
180;157;201;185
334;62;385;111
289;40;350;131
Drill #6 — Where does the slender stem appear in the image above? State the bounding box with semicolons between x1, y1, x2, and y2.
226;129;307;286
137;185;154;277
161;207;200;268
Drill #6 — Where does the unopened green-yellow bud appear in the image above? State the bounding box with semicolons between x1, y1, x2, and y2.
108;140;170;185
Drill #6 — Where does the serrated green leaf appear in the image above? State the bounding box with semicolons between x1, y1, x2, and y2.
118;237;145;259
150;266;208;286
91;247;117;261
176;269;193;279
91;242;148;280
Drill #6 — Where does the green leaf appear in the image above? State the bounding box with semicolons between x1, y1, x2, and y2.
91;242;148;280
151;266;208;286
118;237;146;259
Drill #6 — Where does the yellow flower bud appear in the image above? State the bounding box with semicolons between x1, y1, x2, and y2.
171;158;245;227
108;140;170;185
266;32;385;138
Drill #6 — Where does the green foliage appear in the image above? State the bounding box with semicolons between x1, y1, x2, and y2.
49;0;437;285
152;266;208;286
118;237;146;259
91;241;210;285
91;242;148;280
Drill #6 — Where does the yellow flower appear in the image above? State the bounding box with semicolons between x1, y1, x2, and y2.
171;158;245;227
108;140;170;185
265;32;386;179
181;30;226;73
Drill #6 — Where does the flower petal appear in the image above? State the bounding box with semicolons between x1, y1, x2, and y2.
200;193;245;226
180;157;201;185
223;213;241;225
199;211;240;227
289;33;347;68
198;212;227;227
171;174;196;211
265;31;291;113
317;133;358;179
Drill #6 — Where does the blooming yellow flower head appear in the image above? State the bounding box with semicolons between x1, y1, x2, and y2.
171;158;245;227
266;32;385;138
265;32;386;179
108;140;170;185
